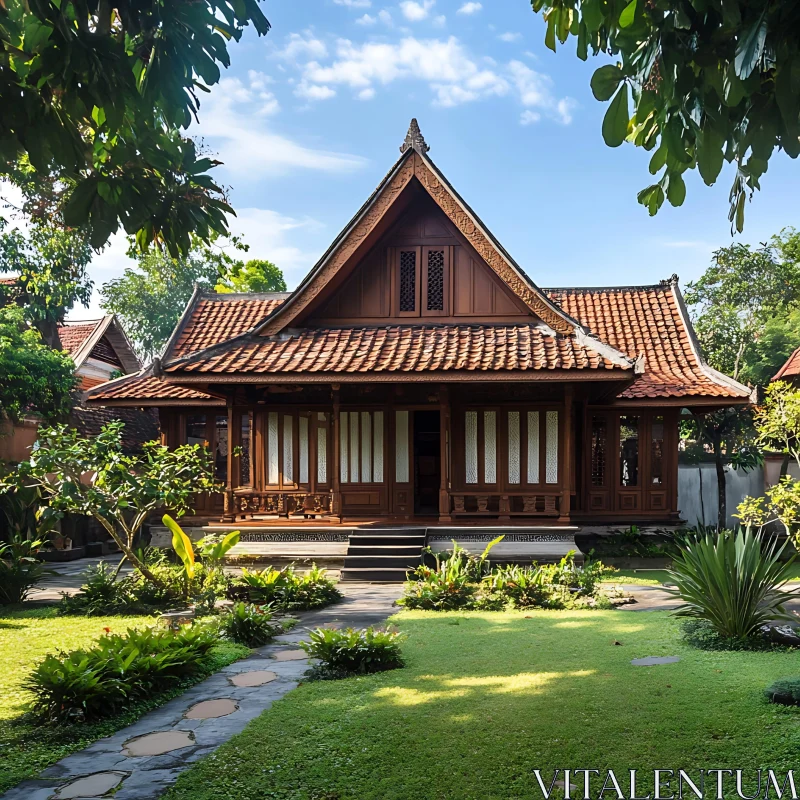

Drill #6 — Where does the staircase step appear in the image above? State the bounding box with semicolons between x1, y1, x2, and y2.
343;555;422;569
340;567;413;583
348;535;426;547
347;545;423;553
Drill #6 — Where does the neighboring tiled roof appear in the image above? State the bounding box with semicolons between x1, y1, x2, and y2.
773;346;800;381
546;284;750;399
164;324;630;377
70;406;160;453
58;321;101;356
167;294;290;359
86;370;220;404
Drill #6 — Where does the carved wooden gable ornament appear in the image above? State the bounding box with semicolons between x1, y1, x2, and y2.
256;120;578;337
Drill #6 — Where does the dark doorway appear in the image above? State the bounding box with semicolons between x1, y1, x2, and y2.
413;410;440;515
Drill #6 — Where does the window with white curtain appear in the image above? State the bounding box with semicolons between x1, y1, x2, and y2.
340;410;385;484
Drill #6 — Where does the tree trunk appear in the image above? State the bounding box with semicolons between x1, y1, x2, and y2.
33;318;63;351
715;453;727;532
780;453;790;480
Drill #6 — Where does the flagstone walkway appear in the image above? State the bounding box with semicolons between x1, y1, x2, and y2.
2;584;402;800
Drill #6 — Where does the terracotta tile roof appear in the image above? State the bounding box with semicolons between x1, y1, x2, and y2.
85;371;220;404
58;321;102;356
164;324;629;376
773;346;800;381
70;406;160;453
545;284;750;399
168;294;289;359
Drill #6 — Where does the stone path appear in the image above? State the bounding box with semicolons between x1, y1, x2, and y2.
3;583;402;800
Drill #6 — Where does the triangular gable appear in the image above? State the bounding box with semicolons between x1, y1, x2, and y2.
255;121;579;338
61;316;140;375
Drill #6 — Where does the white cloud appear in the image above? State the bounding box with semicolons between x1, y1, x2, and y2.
378;9;393;24
295;80;337;101
304;36;508;106
399;0;435;22
334;0;372;7
457;2;482;13
509;60;575;124
356;13;376;24
358;87;376;100
498;32;522;42
433;14;446;26
196;76;367;177
276;32;328;61
519;110;541;125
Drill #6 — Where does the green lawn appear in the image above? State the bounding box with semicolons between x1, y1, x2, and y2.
165;610;800;800
602;564;800;586
0;607;247;794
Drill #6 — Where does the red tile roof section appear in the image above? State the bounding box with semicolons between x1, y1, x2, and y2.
169;295;287;359
546;285;748;399
58;321;101;356
165;324;626;376
773;346;800;381
87;374;218;403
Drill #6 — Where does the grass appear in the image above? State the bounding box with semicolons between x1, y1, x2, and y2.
0;606;249;794
165;609;800;800
600;568;674;585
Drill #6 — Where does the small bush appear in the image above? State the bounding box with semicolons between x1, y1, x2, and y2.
479;565;548;609
234;564;342;611
765;677;800;706
27;623;218;723
0;534;52;605
220;602;282;647
680;619;792;652
301;626;405;679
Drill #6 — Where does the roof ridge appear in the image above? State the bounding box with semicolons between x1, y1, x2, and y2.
198;291;293;301
544;280;676;294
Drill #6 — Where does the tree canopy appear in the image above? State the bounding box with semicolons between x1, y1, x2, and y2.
529;0;800;230
216;258;287;294
0;0;270;254
0;306;75;423
100;240;286;360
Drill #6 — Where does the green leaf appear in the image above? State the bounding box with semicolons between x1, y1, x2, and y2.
734;9;768;80
544;14;556;52
649;145;667;175
582;0;604;32
163;513;196;579
590;64;623;101
666;171;686;206
62;180;97;227
602;85;630;148
619;0;637;28
696;127;725;185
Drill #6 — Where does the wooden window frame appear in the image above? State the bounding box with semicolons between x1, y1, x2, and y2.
340;408;386;486
421;245;451;317
393;246;422;317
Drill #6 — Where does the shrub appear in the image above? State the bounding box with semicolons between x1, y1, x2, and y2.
301;626;405;679
480;565;548;609
0;534;52;604
667;528;797;640
220;602;282;647
27;623;218;724
234;564;342;611
765;678;800;706
401;546;477;611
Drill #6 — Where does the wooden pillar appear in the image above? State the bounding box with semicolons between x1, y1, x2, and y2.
559;385;573;523
222;399;236;522
331;385;342;522
438;384;451;522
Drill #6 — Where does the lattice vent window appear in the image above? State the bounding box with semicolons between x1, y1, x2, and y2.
399;250;417;312
426;250;445;311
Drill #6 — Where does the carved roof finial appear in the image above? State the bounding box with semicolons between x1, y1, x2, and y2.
400;118;430;154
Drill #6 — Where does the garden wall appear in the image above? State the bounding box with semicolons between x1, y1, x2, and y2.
677;463;765;528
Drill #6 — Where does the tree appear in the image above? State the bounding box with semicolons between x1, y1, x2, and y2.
528;0;800;230
743;308;800;388
0;218;93;349
682;407;762;530
1;422;217;590
101;243;286;359
1;1;270;254
216;259;287;294
684;228;800;381
0;306;75;423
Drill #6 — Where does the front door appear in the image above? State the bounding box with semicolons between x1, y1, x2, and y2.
413;410;440;516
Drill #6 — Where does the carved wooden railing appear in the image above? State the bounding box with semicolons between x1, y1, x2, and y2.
450;492;561;517
233;491;333;520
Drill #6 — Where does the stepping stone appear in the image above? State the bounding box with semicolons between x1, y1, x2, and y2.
631;656;680;666
184;698;238;719
55;771;126;798
123;730;194;757
230;670;278;687
272;649;308;661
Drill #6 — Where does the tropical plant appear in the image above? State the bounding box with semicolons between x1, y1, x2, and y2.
667;528;798;640
27;623;218;723
1;0;271;253
764;678;800;706
753;380;800;476
301;627;405;678
736;478;800;547
0;422;217;592
220;602;282;648
196;530;241;566
234;564;342;611
0;533;52;604
401;548;477;611
215;258;287;294
480;565;549;609
527;0;800;230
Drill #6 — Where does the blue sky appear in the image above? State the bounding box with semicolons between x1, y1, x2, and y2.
78;0;800;318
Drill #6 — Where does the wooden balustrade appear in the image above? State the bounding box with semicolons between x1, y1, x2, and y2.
234;491;333;520
449;492;561;518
